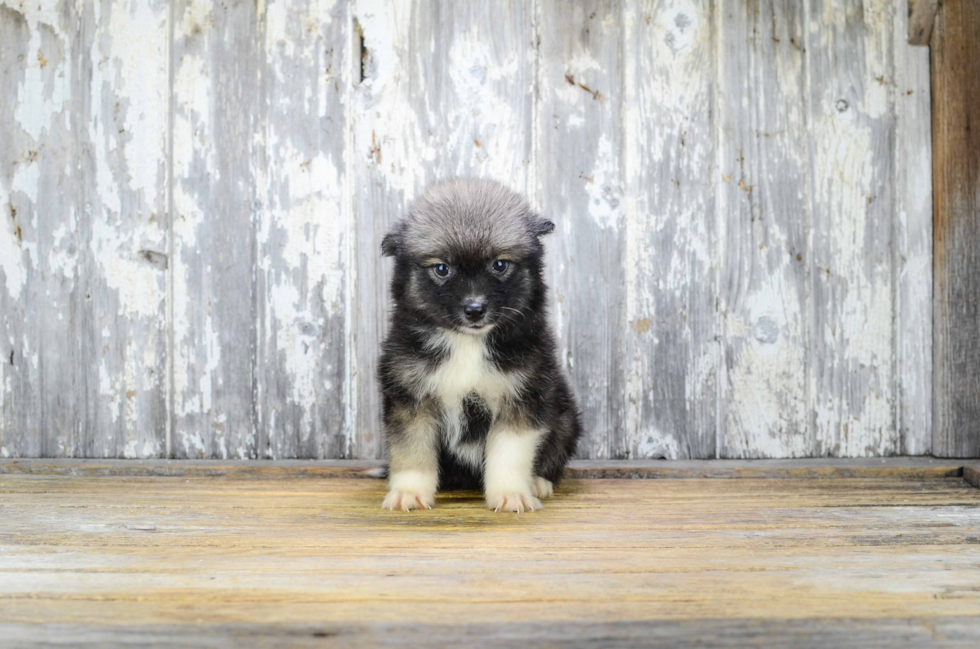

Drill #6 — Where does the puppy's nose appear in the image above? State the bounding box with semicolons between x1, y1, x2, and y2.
463;302;486;322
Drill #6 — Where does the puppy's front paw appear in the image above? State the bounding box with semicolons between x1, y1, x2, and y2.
382;489;434;512
486;491;543;513
530;476;554;498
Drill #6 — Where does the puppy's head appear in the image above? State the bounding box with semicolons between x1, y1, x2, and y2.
382;178;554;334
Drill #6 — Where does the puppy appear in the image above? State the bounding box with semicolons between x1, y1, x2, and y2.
378;178;582;513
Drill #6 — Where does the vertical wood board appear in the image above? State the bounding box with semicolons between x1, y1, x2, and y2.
537;0;626;459
623;0;717;459
716;0;810;458
932;0;980;458
171;0;261;458
256;0;349;459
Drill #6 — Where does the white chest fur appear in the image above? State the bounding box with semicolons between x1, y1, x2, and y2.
420;331;524;464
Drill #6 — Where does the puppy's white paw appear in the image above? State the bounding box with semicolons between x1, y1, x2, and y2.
530;476;554;498
486;491;543;513
382;489;434;512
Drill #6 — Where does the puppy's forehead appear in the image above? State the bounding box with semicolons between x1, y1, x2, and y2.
402;179;536;259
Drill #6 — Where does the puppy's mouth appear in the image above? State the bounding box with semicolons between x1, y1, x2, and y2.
459;322;494;335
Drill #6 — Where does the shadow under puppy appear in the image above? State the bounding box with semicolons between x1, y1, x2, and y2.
379;178;582;513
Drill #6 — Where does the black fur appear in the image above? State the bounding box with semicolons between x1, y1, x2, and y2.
378;178;582;493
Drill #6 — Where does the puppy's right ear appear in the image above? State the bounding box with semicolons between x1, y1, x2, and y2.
381;231;401;257
531;216;555;237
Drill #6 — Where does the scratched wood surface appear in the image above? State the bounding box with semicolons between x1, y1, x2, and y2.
0;1;940;459
1;472;979;646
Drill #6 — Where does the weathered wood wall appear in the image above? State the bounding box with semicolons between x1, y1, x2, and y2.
0;0;934;460
931;0;980;458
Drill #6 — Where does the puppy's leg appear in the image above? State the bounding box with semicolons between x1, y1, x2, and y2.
484;427;544;513
382;405;439;512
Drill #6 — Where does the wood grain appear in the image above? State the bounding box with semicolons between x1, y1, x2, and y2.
170;0;262;458
1;457;967;481
907;0;938;45
0;3;80;458
623;0;717;459
807;0;898;457
537;0;626;459
75;0;171;458
894;0;934;455
1;472;978;644
4;617;980;648
255;0;350;459
716;0;809;458
932;0;980;458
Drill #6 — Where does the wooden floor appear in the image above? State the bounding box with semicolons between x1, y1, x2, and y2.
1;461;979;647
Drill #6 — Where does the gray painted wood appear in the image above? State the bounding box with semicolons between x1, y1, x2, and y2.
622;0;717;459
537;0;625;459
807;0;899;457
75;0;170;458
0;2;78;458
716;0;809;458
255;0;350;459
171;0;261;458
931;0;980;458
0;0;943;460
895;2;933;456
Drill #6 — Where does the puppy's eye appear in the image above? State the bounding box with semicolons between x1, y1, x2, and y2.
433;263;451;278
491;259;509;273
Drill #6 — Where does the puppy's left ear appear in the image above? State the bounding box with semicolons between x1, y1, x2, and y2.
531;216;555;237
381;229;402;257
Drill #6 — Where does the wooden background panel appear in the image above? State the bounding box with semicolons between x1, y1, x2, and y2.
807;0;898;457
623;0;717;459
894;1;932;455
350;0;534;459
171;0;261;459
537;0;626;459
932;0;980;458
0;1;80;458
716;0;810;458
74;0;170;458
255;0;350;459
0;0;941;460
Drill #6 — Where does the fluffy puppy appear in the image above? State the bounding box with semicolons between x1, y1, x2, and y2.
378;178;582;513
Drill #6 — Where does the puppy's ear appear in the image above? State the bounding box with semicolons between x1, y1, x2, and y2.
531;216;555;237
380;230;401;257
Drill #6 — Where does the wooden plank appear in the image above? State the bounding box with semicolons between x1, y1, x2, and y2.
4;618;980;649
0;473;978;639
72;0;170;458
716;0;809;458
170;0;262;458
894;0;933;454
1;457;966;481
907;0;938;45
536;0;626;459
349;0;534;458
807;0;898;457
255;0;349;459
932;0;980;458
623;0;717;459
0;2;80;458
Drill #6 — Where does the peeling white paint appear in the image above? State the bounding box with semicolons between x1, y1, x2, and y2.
0;0;933;460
